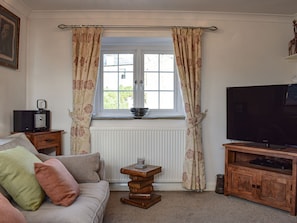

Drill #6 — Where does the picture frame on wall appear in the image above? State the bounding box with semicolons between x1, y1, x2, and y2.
0;5;20;69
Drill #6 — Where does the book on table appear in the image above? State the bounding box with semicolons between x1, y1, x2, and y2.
129;193;152;200
130;185;153;194
128;179;154;189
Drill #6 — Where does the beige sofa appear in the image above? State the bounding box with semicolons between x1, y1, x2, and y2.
0;133;110;223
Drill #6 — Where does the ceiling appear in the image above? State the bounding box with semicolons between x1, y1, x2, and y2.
21;0;297;15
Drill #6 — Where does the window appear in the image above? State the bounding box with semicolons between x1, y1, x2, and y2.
93;37;184;118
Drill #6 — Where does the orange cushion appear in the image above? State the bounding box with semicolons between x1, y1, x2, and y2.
34;158;80;206
0;193;27;223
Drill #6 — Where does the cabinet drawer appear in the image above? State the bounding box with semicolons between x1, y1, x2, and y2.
34;133;60;148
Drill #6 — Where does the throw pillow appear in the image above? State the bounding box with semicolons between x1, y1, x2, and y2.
34;158;80;206
0;185;10;200
36;152;101;183
0;133;38;200
0;133;38;154
0;146;45;211
0;193;27;223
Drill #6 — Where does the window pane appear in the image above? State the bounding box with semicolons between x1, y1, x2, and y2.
103;72;118;90
144;72;158;90
103;54;118;72
119;91;133;109
160;54;174;72
119;72;133;89
104;91;118;109
144;91;159;109
119;54;134;72
160;73;174;90
144;54;158;71
160;92;174;109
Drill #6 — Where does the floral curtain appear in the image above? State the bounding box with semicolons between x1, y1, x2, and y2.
70;27;102;154
172;27;206;191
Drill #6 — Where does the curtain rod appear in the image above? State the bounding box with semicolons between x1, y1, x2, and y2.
57;24;218;31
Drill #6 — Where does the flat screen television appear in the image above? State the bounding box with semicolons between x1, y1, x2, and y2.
227;84;297;148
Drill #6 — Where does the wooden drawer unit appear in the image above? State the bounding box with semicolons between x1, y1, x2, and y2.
24;130;63;155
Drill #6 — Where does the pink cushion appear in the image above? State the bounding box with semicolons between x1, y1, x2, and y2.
34;158;80;206
0;193;27;223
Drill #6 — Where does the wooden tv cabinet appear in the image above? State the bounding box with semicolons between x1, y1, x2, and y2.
224;143;297;215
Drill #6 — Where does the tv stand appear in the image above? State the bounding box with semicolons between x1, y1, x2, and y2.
224;143;297;215
245;142;287;150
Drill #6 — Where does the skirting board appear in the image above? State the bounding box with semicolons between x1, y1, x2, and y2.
110;182;216;191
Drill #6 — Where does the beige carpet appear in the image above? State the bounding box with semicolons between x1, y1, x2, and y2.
103;191;297;223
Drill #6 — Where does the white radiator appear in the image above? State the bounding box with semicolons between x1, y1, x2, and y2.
90;127;186;190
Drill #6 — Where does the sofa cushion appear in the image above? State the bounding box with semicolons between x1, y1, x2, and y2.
21;181;110;223
0;133;39;199
0;185;10;200
0;133;38;154
0;146;45;211
35;158;80;206
36;152;101;183
0;193;27;223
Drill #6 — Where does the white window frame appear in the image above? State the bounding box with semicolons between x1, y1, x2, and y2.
93;37;185;118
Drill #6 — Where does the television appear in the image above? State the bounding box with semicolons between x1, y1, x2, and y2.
227;84;297;148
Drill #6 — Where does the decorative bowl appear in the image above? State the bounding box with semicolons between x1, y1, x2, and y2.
130;107;149;119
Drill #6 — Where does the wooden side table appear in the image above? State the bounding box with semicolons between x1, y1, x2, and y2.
23;130;63;155
120;164;162;209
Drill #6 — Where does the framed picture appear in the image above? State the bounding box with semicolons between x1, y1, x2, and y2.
0;5;20;69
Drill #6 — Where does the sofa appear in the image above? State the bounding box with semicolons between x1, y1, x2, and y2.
0;133;110;223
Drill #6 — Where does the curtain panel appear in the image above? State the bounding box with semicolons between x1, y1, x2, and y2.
172;27;206;191
70;28;102;154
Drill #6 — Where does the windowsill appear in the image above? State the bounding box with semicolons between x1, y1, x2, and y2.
92;115;185;120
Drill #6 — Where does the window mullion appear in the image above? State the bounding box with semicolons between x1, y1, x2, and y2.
133;50;138;107
134;49;144;107
117;54;120;109
158;54;161;109
140;49;144;107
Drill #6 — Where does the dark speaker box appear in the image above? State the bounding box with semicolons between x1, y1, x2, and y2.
13;110;35;132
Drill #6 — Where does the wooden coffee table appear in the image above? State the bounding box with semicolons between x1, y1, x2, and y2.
120;164;162;209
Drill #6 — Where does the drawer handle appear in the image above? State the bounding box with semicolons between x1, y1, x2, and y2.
252;184;260;189
45;139;55;143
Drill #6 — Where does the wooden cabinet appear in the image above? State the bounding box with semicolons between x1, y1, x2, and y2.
224;143;297;215
24;130;63;155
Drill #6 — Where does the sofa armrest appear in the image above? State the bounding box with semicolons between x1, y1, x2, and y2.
98;159;106;180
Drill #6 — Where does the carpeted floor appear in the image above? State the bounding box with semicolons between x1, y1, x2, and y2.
103;191;297;223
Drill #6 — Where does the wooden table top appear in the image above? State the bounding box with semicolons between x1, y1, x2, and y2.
120;164;162;177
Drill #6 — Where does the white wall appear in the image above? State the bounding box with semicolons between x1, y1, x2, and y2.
0;0;30;136
26;10;296;189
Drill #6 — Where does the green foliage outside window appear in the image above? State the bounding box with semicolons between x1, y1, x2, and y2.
104;85;133;109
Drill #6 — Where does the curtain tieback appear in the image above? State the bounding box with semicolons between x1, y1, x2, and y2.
187;109;208;128
69;110;90;126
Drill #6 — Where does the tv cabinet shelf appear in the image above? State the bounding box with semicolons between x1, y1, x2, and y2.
229;162;292;175
224;143;297;215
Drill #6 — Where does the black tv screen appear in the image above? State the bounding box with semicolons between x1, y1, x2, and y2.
227;84;297;147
